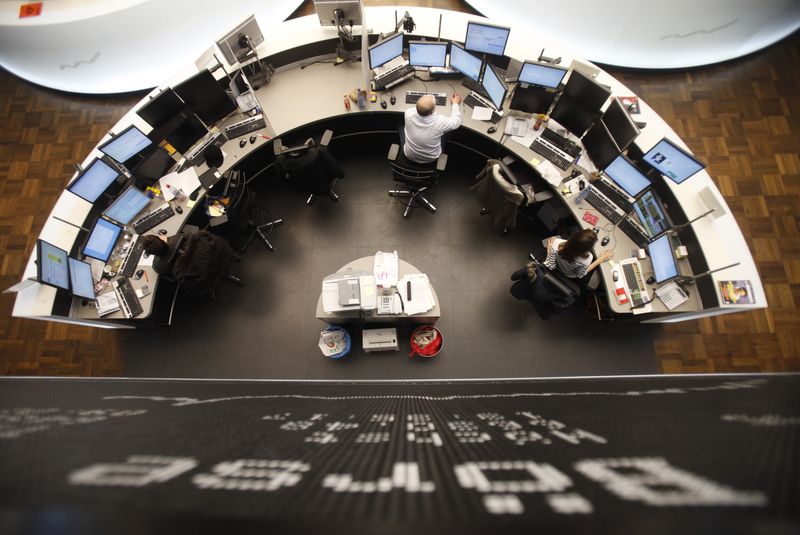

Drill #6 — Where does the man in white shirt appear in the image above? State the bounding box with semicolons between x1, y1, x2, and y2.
402;93;462;164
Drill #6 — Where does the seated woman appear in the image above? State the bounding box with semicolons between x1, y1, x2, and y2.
545;229;613;280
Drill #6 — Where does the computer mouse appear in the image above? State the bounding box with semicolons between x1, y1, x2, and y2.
578;179;586;190
612;271;619;282
158;229;168;236
390;95;396;105
174;205;183;214
487;126;497;134
380;100;387;109
601;235;610;246
249;135;257;144
646;275;656;285
133;269;144;281
239;139;247;148
189;190;199;201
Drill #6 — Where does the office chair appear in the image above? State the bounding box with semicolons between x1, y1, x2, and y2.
274;129;344;205
239;189;283;252
471;159;553;234
171;230;244;302
387;144;447;218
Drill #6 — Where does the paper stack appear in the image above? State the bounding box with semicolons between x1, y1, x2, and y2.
398;274;435;315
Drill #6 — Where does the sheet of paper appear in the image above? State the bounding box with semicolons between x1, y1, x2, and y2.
322;281;341;313
510;131;536;148
471;106;494;121
536;160;564;187
373;250;399;287
139;252;155;267
159;167;201;201
399;274;434;315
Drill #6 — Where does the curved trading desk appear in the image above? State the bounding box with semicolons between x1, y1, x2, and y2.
10;6;765;328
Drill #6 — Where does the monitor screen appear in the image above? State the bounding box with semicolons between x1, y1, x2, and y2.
103;186;151;225
648;234;679;283
408;41;448;68
642;138;706;184
563;70;611;111
36;239;69;290
68;257;95;300
98;125;152;164
173;70;236;126
481;63;507;110
449;42;482;81
633;190;671;238
131;147;173;182
550;94;596;138
464;21;510;56
165;115;208;154
368;32;404;70
582;120;620;171
518;61;567;89
603;97;639;150
603;155;650;198
136;88;186;129
67;158;120;203
83;218;123;262
509;84;558;115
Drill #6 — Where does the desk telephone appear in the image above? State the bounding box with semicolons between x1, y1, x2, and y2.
378;293;402;315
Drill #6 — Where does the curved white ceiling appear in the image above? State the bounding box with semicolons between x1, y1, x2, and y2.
467;0;800;68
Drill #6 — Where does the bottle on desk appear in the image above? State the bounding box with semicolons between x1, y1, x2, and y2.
164;183;186;202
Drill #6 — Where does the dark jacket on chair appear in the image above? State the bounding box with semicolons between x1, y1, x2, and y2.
171;231;237;298
275;146;345;196
471;159;526;231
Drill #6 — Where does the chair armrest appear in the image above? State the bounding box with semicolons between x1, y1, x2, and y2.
497;161;519;185
533;190;554;203
388;143;400;161
436;153;448;172
273;138;284;156
320;129;333;147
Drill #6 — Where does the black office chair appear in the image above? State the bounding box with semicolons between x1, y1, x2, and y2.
171;230;244;302
274;129;344;205
387;144;447;218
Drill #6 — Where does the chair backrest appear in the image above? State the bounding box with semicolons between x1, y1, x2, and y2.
275;146;331;194
491;164;526;205
390;150;439;184
172;231;235;297
529;254;581;297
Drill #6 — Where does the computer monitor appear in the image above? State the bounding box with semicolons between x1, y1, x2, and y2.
633;190;672;239
314;0;362;26
216;15;264;65
164;115;208;154
36;239;69;290
83;218;123;262
408;41;448;68
449;42;482;82
509;84;558;115
481;63;507;110
98;125;153;164
102;186;151;225
68;257;95;300
131;147;173;183
368;32;404;70
517;60;567;89
136;88;186;129
67;158;120;203
550;94;597;138
173;70;236;126
603;155;651;198
648;234;679;283
563;70;611;111
464;21;510;56
603;97;640;150
642;138;706;184
582;120;620;171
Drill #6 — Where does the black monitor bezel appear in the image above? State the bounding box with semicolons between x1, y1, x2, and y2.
97;125;153;166
172;70;237;126
642;137;707;185
550;94;597;138
82;217;123;263
66;157;121;203
603;97;640;151
408;40;449;68
481;62;508;110
448;42;483;82
135;88;187;130
581;119;621;171
602;154;651;199
517;59;568;89
464;20;510;56
632;190;673;241
508;84;558;115
68;257;96;300
563;70;611;111
102;185;150;226
368;32;404;70
35;238;70;291
648;233;680;283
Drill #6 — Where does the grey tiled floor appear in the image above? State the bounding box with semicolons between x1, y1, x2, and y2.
124;154;659;379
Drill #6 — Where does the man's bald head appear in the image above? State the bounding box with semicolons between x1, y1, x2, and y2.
416;94;436;116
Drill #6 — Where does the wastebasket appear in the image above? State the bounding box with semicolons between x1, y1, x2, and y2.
409;325;442;358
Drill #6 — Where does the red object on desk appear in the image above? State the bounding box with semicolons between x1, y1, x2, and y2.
582;211;599;226
19;2;43;18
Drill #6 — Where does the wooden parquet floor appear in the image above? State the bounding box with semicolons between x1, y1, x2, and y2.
0;5;798;375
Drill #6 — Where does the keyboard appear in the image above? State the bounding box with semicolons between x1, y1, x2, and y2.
531;137;573;170
406;91;447;106
618;218;650;248
131;203;175;234
620;259;649;307
462;77;488;99
593;178;632;213
541;128;581;157
118;235;144;277
463;93;503;124
584;187;624;224
113;278;143;318
374;63;414;90
183;131;226;167
224;114;266;139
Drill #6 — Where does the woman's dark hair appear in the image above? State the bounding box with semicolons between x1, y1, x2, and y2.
203;145;224;169
140;234;168;256
559;229;597;261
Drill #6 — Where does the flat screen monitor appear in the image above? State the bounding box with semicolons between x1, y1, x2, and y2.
173;70;236;126
36;239;69;290
83;218;123;262
98;125;152;164
550;94;597;138
449;42;482;81
408;41;448;68
563;70;611;111
518;60;567;89
67;158;120;203
368;32;404;70
216;15;264;65
603;97;640;150
102;186;151;225
164;115;208;154
582;120;620;171
481;63;507;110
131;147;173;182
642;138;706;184
136;88;186;129
509;84;558;115
315;0;362;26
68;257;95;300
464;21;510;56
603;155;650;198
648;234;679;283
633;190;671;239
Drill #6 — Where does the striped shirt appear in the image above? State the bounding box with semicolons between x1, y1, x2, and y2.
544;238;593;279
